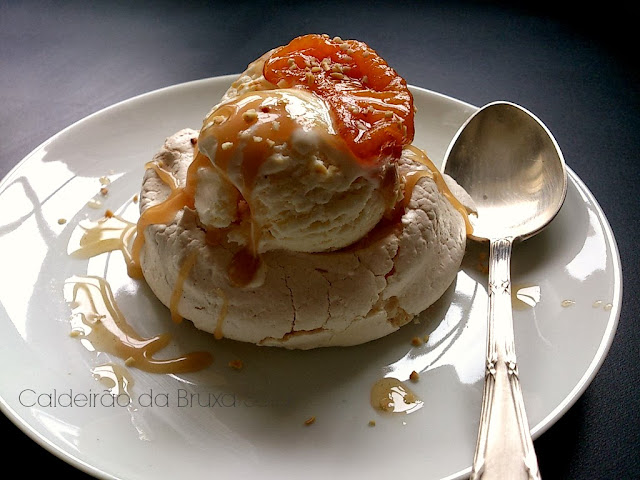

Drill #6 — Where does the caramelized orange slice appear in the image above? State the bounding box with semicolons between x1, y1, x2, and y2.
263;34;414;165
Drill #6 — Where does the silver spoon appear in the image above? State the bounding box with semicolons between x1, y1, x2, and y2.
442;101;568;479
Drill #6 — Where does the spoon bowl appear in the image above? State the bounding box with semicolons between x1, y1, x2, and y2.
442;101;567;479
444;101;567;242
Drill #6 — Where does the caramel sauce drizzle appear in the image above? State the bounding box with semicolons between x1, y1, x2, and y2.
213;287;228;340
129;189;193;279
404;145;473;235
170;250;199;323
146;160;179;192
184;149;212;198
198;91;342;194
64;275;212;374
227;247;261;288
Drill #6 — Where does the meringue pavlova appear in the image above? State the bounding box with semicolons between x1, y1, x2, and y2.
129;34;474;349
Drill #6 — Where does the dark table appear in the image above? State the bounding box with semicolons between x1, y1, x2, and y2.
1;1;638;478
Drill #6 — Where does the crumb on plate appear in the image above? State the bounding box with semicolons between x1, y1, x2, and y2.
228;359;243;370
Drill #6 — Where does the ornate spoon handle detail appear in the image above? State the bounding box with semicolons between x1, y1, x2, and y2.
470;237;541;480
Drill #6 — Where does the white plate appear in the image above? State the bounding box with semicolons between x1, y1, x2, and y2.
0;76;622;480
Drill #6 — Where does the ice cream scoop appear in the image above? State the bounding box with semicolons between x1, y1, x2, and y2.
194;88;399;254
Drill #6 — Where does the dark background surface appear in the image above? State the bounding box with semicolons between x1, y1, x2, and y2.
1;1;638;478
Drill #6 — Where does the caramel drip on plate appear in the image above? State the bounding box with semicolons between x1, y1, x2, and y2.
404;145;473;235
64;275;212;374
68;215;136;267
512;284;541;310
370;377;423;414
91;362;134;397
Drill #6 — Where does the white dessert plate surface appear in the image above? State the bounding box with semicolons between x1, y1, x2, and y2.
0;76;622;480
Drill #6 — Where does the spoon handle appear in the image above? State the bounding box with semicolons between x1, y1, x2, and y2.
471;237;541;480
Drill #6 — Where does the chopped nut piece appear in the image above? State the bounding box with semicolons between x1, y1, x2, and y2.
132;194;139;204
124;357;135;366
87;198;102;209
242;109;258;123
304;416;316;426
252;136;263;143
190;137;198;145
104;209;114;218
305;71;315;84
100;186;109;196
228;359;243;370
411;336;423;347
221;142;234;150
57;218;67;225
69;330;81;338
368;420;376;427
409;371;420;382
423;334;430;343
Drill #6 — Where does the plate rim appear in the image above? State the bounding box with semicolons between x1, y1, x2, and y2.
529;165;623;438
0;75;623;480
